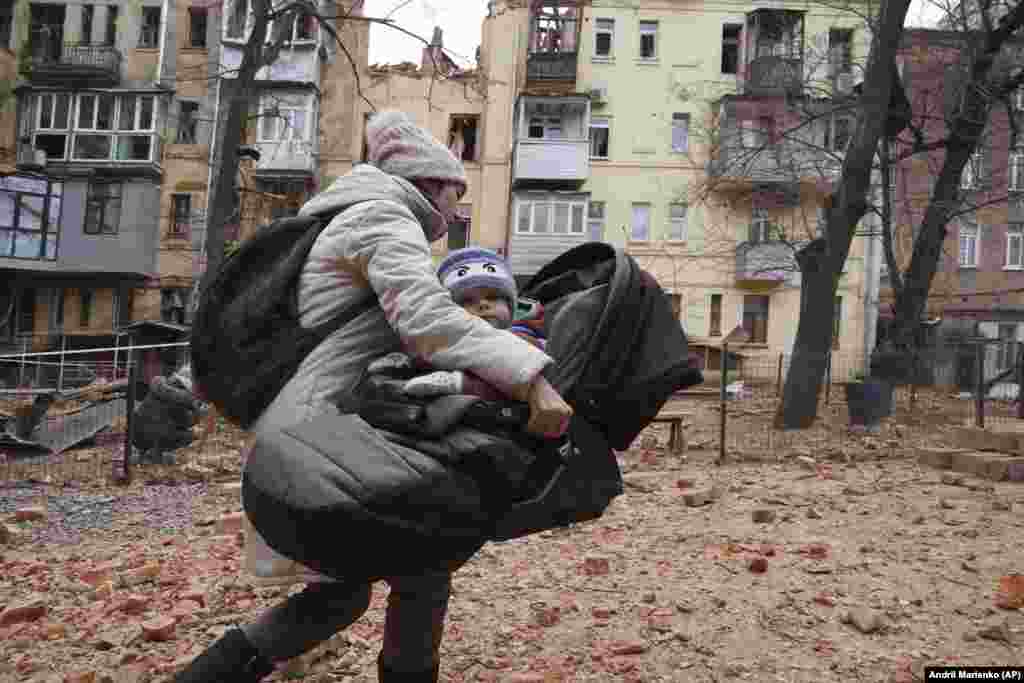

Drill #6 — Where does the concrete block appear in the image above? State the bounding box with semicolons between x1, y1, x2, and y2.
917;447;971;470
951;427;1020;455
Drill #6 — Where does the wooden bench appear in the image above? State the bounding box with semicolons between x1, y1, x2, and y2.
651;409;692;455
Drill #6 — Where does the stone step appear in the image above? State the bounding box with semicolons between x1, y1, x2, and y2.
918;446;1024;482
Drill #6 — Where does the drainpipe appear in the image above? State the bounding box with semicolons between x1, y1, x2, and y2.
156;0;170;85
862;191;881;375
502;18;520;262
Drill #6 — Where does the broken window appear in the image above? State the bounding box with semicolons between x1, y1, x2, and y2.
594;18;613;58
448;115;479;162
742;295;770;344
530;2;577;53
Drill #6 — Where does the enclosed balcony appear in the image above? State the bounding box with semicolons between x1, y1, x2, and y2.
735;239;794;287
21;31;121;87
525;1;581;88
708;96;837;197
512;96;590;187
741;9;805;96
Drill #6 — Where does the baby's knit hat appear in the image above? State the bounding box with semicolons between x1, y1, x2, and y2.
365;110;467;192
437;247;517;309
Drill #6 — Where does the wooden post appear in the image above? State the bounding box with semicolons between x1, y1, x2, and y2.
121;348;138;485
57;334;67;394
776;352;783;397
1017;345;1024;419
975;341;985;428
825;350;832;405
718;342;728;466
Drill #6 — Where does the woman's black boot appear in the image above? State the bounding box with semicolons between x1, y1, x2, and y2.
173;627;274;683
377;654;440;682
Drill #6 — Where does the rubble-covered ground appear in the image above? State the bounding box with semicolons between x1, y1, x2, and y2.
1;392;1022;682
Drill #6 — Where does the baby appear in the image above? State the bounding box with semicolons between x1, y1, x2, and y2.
368;247;545;401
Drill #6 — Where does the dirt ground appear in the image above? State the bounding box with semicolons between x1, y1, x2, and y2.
1;392;1022;682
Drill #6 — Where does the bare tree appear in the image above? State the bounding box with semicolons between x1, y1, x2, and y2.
882;0;1024;350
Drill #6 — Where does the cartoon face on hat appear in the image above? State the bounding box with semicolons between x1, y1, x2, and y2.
437;247;517;312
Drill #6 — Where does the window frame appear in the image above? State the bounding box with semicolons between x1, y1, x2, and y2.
589;117;610;159
188;6;208;48
1009;149;1024;192
84;181;123;236
742;294;770;344
139;6;162;48
828;27;854;75
671;113;690;154
81;5;95;45
1007;223;1024;270
749;207;771;243
638;21;658;60
630;202;651;242
515;198;587;236
667;202;688;241
587;200;605;241
257;94;313;143
594;18;614;58
176;101;200;144
709;293;723;337
448;114;480;163
170;193;191;237
0;175;62;261
105;5;119;46
958;221;978;268
721;24;742;75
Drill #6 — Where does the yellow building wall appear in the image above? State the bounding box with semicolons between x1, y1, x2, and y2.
562;0;872;370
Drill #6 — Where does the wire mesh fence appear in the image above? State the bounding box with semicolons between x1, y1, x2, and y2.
0;340;243;487
3;336;1023;486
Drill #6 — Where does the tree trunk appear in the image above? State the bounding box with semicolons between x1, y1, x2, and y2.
776;0;912;429
200;78;248;293
776;260;837;428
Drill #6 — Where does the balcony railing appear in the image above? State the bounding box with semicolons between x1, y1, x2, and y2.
513;138;589;185
526;51;577;82
21;41;122;85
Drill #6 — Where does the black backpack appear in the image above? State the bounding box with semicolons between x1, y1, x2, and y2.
190;214;377;429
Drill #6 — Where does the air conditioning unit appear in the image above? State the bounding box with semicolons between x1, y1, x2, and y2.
589;87;608;103
835;72;854;95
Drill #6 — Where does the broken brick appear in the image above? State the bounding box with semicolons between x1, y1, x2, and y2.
0;596;46;626
13;506;46;522
141;616;176;642
582;556;610;576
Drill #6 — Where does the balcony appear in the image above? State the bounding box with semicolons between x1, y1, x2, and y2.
513;138;588;185
736;240;794;287
20;42;121;86
744;56;803;96
253;140;317;176
526;51;578;83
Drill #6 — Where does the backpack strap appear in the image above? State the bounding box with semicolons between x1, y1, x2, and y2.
309;291;379;341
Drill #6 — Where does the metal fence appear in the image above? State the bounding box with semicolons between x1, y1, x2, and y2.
665;337;1024;461
3;336;1022;486
0;340;236;486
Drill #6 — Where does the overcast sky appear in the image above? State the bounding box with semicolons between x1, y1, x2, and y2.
364;0;487;68
363;0;944;68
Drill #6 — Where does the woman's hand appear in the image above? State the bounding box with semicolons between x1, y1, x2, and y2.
524;376;573;438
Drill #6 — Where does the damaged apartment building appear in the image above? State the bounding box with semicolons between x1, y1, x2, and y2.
0;0;362;384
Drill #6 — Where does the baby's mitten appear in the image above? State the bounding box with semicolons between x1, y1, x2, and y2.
403;371;465;397
368;352;415;375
